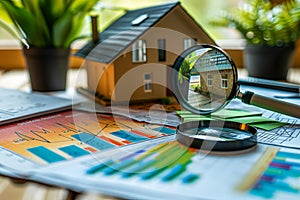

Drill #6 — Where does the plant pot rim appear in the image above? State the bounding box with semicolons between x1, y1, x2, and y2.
23;47;71;56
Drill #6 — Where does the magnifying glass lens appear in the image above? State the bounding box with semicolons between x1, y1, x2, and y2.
173;45;238;115
184;127;253;141
176;121;257;151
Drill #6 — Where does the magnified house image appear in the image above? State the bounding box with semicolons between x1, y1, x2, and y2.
186;48;234;110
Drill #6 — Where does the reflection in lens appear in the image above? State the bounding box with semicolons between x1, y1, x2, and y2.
183;127;253;141
177;46;236;114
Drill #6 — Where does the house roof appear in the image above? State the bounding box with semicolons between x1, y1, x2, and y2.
75;2;180;63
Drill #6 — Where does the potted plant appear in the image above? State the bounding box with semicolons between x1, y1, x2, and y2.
0;0;98;91
210;0;300;80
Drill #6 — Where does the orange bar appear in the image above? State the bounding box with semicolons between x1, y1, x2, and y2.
98;136;124;146
84;147;97;153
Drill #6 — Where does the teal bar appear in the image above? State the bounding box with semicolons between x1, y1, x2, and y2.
264;167;300;178
181;174;199;184
140;167;164;180
103;158;136;175
111;130;147;142
162;164;185;182
260;180;299;194
276;151;300;160
27;146;65;163
86;160;114;174
72;133;115;150
59;145;89;158
122;159;154;178
249;188;274;199
153;126;176;135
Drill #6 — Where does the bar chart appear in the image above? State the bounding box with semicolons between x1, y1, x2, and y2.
0;110;176;164
239;147;300;199
85;140;200;184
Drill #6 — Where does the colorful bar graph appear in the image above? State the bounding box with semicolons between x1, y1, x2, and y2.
59;145;90;158
72;133;116;150
27;146;66;163
239;147;300;199
85;141;200;184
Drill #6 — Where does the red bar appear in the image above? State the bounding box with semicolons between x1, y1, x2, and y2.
122;140;131;144
84;147;97;153
130;130;156;138
98;136;124;146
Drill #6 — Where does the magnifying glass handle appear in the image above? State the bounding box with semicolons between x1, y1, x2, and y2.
238;91;300;118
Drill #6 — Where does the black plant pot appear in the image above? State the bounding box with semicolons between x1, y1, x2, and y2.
23;47;70;92
244;45;295;80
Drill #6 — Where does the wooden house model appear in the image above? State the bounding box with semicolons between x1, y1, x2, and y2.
76;2;215;103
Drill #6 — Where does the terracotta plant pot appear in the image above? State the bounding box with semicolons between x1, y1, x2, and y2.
23;47;70;92
244;45;295;80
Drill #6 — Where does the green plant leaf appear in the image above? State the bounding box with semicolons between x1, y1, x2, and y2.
21;0;51;46
0;0;99;48
0;17;29;47
62;15;85;48
52;12;73;48
209;0;300;46
0;0;42;45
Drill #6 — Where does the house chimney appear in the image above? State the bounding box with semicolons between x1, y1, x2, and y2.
91;15;99;44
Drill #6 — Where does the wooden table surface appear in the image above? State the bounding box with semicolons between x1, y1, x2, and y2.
0;68;299;200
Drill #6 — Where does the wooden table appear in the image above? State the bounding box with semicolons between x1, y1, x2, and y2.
0;68;299;200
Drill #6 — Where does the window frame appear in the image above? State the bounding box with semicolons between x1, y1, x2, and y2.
132;39;147;63
207;74;213;87
183;38;197;50
221;73;228;89
158;38;166;62
143;72;152;93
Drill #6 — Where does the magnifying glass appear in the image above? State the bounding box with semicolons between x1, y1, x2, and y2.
171;44;300;151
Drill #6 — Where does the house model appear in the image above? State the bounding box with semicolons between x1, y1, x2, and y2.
76;2;216;104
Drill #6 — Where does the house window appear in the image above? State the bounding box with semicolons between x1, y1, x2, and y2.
184;38;197;50
207;74;212;86
158;39;166;62
221;73;228;89
144;73;152;92
132;40;147;62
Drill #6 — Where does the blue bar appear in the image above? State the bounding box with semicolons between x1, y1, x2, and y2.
103;158;135;175
72;133;115;150
110;130;147;142
122;159;154;178
162;164;184;181
249;188;274;199
276;151;300;160
181;174;199;184
59;145;90;158
86;160;114;174
140;168;163;180
153;126;176;135
260;180;299;194
27;146;65;163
